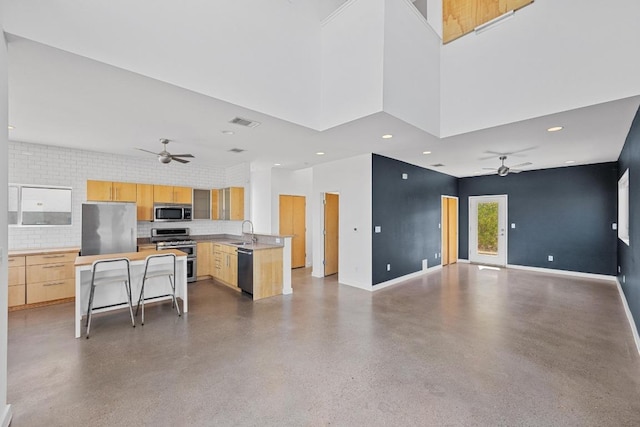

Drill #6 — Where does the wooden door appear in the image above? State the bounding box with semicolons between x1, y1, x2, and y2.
279;195;306;268
211;189;220;220
324;193;339;276
153;185;174;203
86;180;112;201
113;182;137;202
136;184;154;221
173;186;192;204
229;187;245;220
442;197;458;266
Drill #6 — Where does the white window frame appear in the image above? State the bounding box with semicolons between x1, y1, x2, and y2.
618;169;630;246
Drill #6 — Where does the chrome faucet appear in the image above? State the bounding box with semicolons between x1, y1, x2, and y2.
242;220;257;244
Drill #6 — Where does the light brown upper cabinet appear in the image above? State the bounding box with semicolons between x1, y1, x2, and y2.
136;183;154;221
443;0;533;44
214;187;244;221
87;180;137;202
153;185;192;204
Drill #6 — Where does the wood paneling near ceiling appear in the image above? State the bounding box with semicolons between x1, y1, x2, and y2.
443;0;533;44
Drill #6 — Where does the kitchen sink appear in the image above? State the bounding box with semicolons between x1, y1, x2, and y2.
229;241;251;246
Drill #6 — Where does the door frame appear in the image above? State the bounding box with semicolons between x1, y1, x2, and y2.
441;195;459;266
468;194;508;267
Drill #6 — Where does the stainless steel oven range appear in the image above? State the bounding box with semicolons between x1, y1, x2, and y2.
151;228;197;283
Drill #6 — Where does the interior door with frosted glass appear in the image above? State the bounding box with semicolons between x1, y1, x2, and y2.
469;195;507;266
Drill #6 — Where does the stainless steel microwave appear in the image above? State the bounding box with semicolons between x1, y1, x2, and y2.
153;204;192;222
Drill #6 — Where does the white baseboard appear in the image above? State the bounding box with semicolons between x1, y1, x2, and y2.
505;264;616;282
373;265;442;291
340;281;372;292
616;279;640;356
457;259;470;264
1;404;12;427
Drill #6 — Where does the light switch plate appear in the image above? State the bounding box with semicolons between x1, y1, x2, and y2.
511;223;516;229
375;226;381;233
548;255;554;262
612;223;618;230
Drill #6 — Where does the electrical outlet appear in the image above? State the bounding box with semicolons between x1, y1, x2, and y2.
623;275;626;284
375;226;381;233
275;238;281;244
612;223;618;230
386;264;391;271
619;266;621;273
548;255;554;262
511;223;516;229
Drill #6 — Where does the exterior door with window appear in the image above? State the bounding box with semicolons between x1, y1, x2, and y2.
469;195;507;266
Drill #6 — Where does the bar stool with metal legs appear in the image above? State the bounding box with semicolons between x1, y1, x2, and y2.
86;258;136;338
136;253;181;325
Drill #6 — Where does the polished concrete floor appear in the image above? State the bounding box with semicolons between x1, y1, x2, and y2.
7;264;640;426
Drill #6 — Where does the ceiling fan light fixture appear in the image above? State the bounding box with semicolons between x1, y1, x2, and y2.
159;155;171;164
497;166;509;176
547;126;563;132
382;134;393;139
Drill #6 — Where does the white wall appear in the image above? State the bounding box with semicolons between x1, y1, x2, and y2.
312;154;372;289
3;0;323;129
249;163;273;234
383;0;441;136
320;0;385;130
8;141;248;249
441;0;640;137
0;14;13;425
271;168;313;266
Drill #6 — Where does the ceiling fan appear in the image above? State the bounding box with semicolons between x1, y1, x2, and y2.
137;138;194;164
483;156;532;176
479;147;536;161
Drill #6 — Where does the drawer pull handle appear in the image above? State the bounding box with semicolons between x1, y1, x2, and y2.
43;282;65;287
43;264;66;269
43;255;66;259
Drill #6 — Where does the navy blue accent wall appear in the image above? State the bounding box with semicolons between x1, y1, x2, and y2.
617;106;640;333
458;163;617;275
372;154;457;285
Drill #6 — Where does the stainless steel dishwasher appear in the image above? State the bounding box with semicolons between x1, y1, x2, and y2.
237;248;253;295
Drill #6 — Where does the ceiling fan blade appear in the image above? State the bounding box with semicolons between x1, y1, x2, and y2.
510;170;522;173
170;154;194;158
136;148;160;155
170;156;190;164
482;167;498;170
510;162;532;168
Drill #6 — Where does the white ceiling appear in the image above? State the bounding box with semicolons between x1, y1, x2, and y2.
7;36;640;177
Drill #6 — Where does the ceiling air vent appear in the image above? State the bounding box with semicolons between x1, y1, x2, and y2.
229;148;246;153
431;163;445;167
229;117;261;128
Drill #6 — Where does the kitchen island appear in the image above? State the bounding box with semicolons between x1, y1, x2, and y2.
74;249;188;338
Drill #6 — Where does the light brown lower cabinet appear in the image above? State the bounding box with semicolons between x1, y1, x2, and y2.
213;244;238;288
26;251;77;304
196;242;213;279
9;249;78;308
8;256;26;307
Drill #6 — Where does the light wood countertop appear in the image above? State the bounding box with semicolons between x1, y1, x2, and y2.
9;247;80;257
75;249;187;267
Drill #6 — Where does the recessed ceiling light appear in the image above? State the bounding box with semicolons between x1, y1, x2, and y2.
221;130;234;135
316;152;325;156
565;160;575;164
422;151;432;155
8;125;14;130
274;163;281;166
547;126;563;132
382;134;393;139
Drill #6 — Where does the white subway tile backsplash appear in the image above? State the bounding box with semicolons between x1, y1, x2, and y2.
9;141;249;249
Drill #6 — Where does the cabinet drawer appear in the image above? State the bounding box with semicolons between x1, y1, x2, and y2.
27;262;75;283
9;285;26;307
27;252;77;266
9;266;25;286
8;256;25;267
27;279;75;304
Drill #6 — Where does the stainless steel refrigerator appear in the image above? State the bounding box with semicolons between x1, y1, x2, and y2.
81;202;137;256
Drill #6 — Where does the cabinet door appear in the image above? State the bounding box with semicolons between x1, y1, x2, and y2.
211;190;220;220
229;187;244;220
153;185;174;203
196;242;213;277
87;180;113;201
136;184;154;221
173;186;193;204
113;182;137;202
228;253;238;287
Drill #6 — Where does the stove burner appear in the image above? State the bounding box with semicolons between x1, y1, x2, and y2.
156;240;196;247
